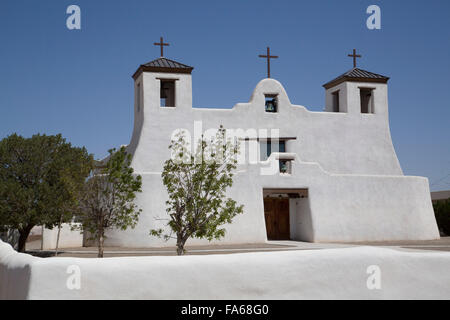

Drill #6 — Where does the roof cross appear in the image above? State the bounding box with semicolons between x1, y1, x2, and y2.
258;47;278;78
154;37;170;57
348;49;362;68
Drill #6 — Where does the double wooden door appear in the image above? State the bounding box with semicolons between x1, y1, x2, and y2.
263;198;290;240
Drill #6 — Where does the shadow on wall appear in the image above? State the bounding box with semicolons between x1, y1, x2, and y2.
0;241;32;300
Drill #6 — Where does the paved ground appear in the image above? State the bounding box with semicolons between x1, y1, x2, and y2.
28;242;312;258
26;237;450;258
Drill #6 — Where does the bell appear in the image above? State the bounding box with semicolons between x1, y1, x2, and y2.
279;160;288;173
265;99;276;112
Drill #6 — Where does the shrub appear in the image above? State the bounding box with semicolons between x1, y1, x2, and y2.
433;198;450;236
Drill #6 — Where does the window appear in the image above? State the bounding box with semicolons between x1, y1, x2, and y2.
260;140;293;174
136;83;141;112
360;88;374;114
332;90;340;112
260;140;286;161
160;80;175;107
279;160;291;174
265;94;278;113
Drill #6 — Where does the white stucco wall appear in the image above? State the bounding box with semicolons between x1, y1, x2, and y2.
1;240;450;300
103;74;439;247
290;197;314;242
132;77;402;176
42;224;83;250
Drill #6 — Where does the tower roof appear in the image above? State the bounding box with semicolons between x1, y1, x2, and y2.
132;57;194;79
323;67;389;89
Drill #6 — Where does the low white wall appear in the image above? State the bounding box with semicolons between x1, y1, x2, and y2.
1;239;450;300
42;224;83;250
0;241;39;299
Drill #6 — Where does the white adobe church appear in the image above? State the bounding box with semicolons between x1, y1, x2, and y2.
104;42;439;247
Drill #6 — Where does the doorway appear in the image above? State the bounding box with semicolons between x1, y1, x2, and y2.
263;188;311;242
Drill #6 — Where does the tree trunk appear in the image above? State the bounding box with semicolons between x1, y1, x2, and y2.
176;245;184;256
98;233;104;258
97;213;105;258
18;225;33;253
55;215;63;257
176;234;186;256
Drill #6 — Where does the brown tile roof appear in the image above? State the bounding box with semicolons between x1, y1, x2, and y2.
132;57;194;79
323;68;389;89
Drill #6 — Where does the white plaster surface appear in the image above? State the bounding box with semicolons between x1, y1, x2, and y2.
42;224;83;250
1;240;450;300
103;74;439;246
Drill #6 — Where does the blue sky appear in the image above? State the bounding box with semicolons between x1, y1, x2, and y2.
0;0;449;191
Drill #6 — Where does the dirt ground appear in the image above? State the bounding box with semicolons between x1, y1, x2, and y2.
25;237;450;258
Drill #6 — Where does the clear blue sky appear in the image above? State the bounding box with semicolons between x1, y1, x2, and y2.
0;0;449;191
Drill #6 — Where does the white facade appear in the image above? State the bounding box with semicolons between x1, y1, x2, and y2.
104;58;439;247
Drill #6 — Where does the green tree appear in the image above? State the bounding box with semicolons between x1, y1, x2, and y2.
76;147;142;258
433;198;450;236
0;134;93;252
151;127;244;255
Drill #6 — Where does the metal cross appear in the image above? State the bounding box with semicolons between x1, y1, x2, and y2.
348;49;362;68
259;47;278;78
154;37;170;57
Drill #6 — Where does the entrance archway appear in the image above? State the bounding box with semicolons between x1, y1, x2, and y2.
263;189;310;241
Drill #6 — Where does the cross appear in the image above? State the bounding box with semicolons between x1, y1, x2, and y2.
348;49;362;68
259;47;278;78
154;37;170;57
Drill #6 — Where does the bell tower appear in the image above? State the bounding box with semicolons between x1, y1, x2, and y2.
132;57;194;112
323;49;390;116
126;38;194;163
131;37;194;115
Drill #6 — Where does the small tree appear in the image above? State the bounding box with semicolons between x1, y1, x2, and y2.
0;133;93;252
433;198;450;236
77;147;142;257
151;127;244;255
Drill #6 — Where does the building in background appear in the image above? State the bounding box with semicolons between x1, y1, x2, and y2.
101;50;440;247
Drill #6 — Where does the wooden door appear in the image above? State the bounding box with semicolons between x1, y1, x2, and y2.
263;198;290;240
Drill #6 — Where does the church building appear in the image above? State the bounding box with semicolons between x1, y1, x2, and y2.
105;41;439;247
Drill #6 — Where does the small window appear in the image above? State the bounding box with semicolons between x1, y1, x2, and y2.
360;88;374;114
136;83;141;112
160;80;175;107
279;160;292;174
265;94;278;113
332;90;340;112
